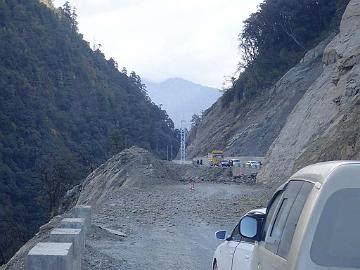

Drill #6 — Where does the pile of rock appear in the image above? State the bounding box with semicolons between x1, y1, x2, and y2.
25;205;91;270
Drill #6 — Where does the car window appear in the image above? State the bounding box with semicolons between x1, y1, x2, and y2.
278;182;313;258
265;181;313;258
263;190;283;240
311;188;360;268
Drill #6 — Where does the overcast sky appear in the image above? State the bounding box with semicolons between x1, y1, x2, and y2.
53;0;262;88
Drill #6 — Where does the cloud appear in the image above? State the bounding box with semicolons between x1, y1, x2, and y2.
53;0;262;87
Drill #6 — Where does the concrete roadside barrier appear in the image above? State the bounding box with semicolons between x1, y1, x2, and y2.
59;218;86;248
49;228;84;270
25;205;92;270
26;242;73;270
74;205;92;233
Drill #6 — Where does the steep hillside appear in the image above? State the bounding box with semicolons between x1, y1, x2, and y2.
188;0;360;189
187;0;349;158
294;102;360;170
259;0;360;184
186;38;330;158
145;78;221;128
0;0;179;264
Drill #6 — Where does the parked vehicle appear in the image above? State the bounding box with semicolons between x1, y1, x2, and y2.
245;161;261;168
231;159;241;167
221;160;231;167
208;150;224;166
213;209;266;270
213;161;360;270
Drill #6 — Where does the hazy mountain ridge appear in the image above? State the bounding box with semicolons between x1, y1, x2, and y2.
145;78;221;128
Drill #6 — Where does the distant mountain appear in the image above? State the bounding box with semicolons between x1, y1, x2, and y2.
144;78;221;128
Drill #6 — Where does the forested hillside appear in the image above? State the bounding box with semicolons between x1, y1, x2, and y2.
223;0;350;104
0;0;179;263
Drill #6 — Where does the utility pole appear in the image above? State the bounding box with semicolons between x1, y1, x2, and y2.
180;120;186;164
167;145;169;161
170;144;173;161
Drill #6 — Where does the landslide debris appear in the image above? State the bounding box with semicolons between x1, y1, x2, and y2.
77;147;266;270
2;147;267;270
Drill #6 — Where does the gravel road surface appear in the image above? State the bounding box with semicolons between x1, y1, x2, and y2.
84;181;265;270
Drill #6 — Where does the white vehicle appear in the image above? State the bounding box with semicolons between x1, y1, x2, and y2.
231;159;241;167
213;208;266;270
245;161;261;168
213;161;360;270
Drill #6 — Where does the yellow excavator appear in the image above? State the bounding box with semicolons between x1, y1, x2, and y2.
208;150;224;166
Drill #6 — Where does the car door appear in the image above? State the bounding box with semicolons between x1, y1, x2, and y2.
257;180;313;270
217;224;242;270
231;238;256;270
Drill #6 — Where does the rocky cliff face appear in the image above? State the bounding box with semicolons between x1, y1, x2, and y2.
258;0;360;184
188;0;360;187
186;37;332;158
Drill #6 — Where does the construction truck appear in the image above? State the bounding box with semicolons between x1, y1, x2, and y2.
208;150;224;166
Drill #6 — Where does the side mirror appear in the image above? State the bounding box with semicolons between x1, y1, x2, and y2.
215;230;227;240
239;216;260;240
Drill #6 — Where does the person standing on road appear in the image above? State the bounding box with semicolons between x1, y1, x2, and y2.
189;179;195;191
